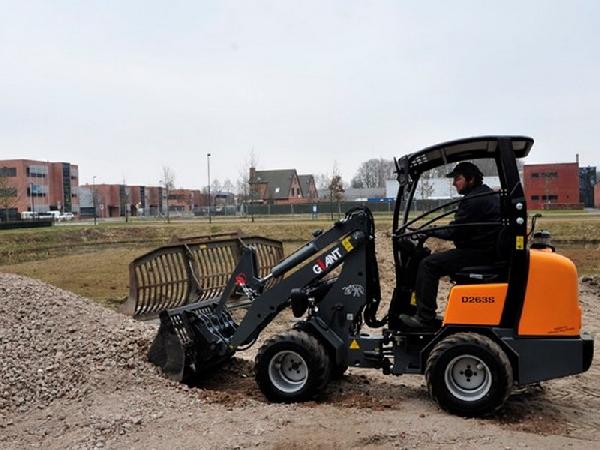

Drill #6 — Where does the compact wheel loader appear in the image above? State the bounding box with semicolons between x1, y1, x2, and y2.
147;136;593;416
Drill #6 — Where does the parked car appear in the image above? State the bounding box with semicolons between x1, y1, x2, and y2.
59;212;74;221
38;211;61;221
20;211;38;220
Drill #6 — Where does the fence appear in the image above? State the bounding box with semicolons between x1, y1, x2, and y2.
242;199;455;217
0;219;53;230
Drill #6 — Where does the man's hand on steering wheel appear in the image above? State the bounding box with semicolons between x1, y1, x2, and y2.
402;226;428;242
412;233;428;242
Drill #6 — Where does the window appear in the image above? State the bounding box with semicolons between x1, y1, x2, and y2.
27;165;48;178
531;195;539;200
531;171;558;179
27;184;48;197
0;167;17;177
0;187;17;197
541;194;558;201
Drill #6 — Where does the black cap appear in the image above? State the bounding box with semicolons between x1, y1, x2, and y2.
445;161;483;178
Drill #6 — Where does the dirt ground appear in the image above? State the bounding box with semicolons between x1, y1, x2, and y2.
1;234;599;449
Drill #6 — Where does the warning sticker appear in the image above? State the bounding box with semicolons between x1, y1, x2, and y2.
410;292;417;306
349;339;360;349
515;236;524;250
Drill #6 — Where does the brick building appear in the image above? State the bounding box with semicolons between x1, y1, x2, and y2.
0;159;79;218
523;162;581;209
249;168;318;204
168;188;208;214
78;184;210;218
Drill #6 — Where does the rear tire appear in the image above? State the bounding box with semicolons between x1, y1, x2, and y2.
425;332;513;416
255;330;330;402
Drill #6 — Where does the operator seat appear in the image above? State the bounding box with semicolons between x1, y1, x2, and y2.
451;226;511;285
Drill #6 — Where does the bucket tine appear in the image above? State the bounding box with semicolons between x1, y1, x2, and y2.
147;303;238;382
147;317;187;381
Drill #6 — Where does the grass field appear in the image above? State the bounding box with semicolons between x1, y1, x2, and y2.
1;212;598;309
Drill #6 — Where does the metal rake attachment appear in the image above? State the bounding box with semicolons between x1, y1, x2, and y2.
120;234;284;319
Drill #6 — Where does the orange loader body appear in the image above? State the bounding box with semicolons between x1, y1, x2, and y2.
444;250;581;337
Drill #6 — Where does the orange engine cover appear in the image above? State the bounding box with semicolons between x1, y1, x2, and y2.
444;283;508;326
518;250;581;336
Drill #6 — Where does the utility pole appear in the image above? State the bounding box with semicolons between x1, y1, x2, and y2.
207;152;212;224
92;176;97;225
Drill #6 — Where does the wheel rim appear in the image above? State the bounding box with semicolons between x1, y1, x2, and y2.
268;350;308;394
444;354;492;402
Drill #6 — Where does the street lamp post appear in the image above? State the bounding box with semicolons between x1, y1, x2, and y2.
92;176;97;226
207;153;212;224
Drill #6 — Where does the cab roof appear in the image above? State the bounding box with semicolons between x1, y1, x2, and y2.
403;135;534;174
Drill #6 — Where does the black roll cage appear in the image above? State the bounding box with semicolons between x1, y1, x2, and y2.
391;135;534;328
392;135;533;239
394;189;503;238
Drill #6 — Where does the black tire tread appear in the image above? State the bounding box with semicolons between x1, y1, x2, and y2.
255;329;330;402
292;321;347;379
425;332;513;416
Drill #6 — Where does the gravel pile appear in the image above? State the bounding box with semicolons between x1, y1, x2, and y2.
0;272;164;414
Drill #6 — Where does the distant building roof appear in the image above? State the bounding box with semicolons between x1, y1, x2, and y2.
254;169;297;199
297;174;313;197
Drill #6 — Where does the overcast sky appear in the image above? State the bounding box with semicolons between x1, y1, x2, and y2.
1;1;599;189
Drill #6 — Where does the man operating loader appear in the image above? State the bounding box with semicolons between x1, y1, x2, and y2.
399;161;502;329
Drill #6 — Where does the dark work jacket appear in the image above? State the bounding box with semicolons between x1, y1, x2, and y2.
432;184;501;251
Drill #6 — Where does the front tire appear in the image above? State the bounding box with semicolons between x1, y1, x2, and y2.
425;332;513;416
255;330;330;402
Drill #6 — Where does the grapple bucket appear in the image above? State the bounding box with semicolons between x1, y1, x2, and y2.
147;302;238;382
120;233;284;320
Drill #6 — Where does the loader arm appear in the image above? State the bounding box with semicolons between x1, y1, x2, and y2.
148;208;376;382
230;211;371;348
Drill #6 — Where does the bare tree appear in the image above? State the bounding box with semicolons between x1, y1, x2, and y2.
210;178;222;194
237;149;259;214
161;166;175;223
328;162;345;220
0;170;19;222
419;169;435;199
222;179;235;206
314;173;330;190
222;179;235;193
351;158;395;188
